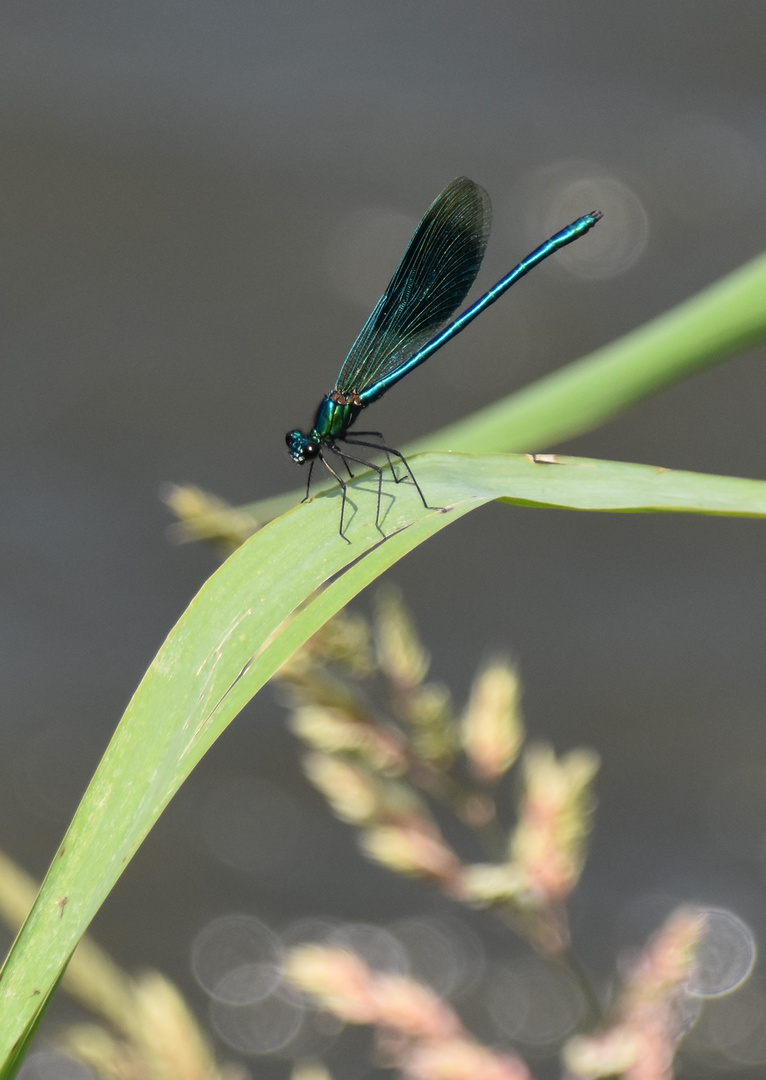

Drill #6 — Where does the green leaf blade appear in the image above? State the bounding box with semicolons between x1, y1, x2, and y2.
2;450;766;1068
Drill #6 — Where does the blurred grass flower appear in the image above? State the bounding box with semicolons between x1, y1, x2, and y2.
291;1060;334;1080
375;590;457;765
510;744;599;906
276;608;374;691
0;853;246;1080
302;753;382;824
401;1037;531;1080
162;483;258;552
285;945;530;1080
460;660;523;783
280;601;600;958
403;682;457;766
375;587;430;692
59;970;248;1080
563;907;705;1079
361;823;464;889
290;705;408;774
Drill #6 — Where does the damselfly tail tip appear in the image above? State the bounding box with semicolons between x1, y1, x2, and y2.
589;210;603;223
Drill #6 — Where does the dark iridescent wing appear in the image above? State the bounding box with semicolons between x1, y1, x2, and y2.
335;177;491;397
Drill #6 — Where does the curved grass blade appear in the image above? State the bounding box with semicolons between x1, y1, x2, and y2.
3;450;766;1069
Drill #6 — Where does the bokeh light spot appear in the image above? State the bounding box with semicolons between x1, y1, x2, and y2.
191;914;281;1004
683;978;766;1067
485;957;585;1048
210;991;305;1055
388;914;485;997
689;908;756;997
326;922;409;974
516;162;649;279
199;777;301;875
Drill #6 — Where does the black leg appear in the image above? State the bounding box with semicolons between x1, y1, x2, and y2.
346;431;400;481
342;437;439;512
331;444;388;536
301;459;315;504
318;452;352;542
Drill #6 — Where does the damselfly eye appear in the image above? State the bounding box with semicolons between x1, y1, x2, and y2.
285;430;321;465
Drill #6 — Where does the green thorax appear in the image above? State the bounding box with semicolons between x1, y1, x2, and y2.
311;392;363;442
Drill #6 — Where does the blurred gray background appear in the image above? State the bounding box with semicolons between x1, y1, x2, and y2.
2;2;766;1076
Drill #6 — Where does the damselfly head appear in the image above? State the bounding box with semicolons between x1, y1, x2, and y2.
285;429;320;465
